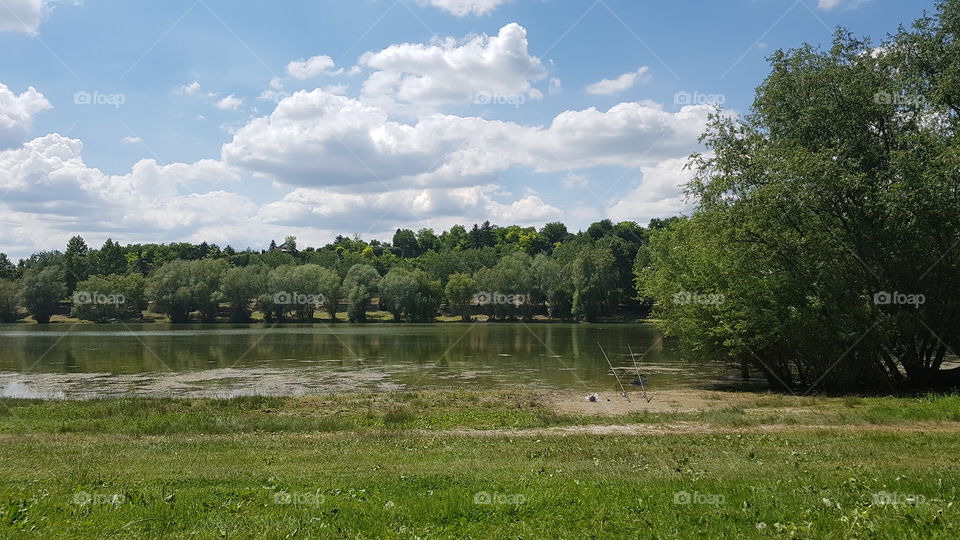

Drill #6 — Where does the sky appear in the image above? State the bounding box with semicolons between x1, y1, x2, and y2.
0;0;940;260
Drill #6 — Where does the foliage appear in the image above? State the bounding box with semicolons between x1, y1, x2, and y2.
343;264;380;323
444;273;478;322
0;279;22;322
639;3;960;391
146;259;228;323
21;267;66;324
220;265;268;322
70;274;147;322
569;246;616;322
1;218;655;324
380;268;443;322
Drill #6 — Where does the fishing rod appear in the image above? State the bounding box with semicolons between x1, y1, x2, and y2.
598;342;630;402
628;343;653;403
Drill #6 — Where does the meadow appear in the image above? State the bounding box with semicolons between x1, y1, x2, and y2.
0;390;957;538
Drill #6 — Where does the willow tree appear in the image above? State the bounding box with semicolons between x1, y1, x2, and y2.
640;2;960;391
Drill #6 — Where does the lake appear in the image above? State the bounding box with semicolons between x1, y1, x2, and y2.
0;323;734;399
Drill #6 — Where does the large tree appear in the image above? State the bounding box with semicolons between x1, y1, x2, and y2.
343;264;380;322
22;267;66;324
220;265;267;322
640;2;960;391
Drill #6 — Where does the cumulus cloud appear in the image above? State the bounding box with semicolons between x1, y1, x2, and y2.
586;67;650;95
0;0;45;34
215;94;244;111
177;81;202;95
285;55;335;80
0;83;52;149
258;184;559;232
417;0;511;17
222;88;711;189
0;133;250;253
120;136;142;144
359;23;546;107
607;157;696;223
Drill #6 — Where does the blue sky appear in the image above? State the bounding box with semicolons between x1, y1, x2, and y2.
0;0;939;259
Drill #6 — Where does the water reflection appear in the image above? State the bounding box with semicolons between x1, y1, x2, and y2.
0;323;728;398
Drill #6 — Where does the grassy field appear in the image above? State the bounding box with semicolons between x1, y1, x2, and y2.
0;391;958;538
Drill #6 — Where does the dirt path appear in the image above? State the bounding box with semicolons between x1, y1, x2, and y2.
428;421;960;438
543;389;782;416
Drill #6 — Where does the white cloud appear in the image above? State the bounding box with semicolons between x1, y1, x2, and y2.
0;83;51;149
0;0;45;34
816;0;870;10
178;81;202;95
257;184;558;231
222;88;712;188
223;90;451;187
0;133;250;256
607;157;696;223
359;23;546;107
586;67;650;95
120;136;142;144
417;0;511;17
215;94;244;111
285;55;335;80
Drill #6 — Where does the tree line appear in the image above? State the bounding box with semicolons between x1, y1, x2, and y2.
0;219;672;325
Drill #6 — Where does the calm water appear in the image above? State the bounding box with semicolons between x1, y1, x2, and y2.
0;323;732;399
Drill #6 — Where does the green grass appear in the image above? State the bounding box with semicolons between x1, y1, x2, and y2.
0;391;958;537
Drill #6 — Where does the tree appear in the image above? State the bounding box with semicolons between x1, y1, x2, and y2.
0;280;22;322
289;264;326;321
220;265;267;321
379;268;418;321
71;274;146;322
416;228;440;253
586;219;614;240
379;268;442;322
444;273;477;322
0;253;17;280
147;259;228;323
392;229;419;258
22;267;66;323
540;222;569;246
442;225;468;251
642;4;960;391
94;238;127;276
569;247;616;322
316;267;343;321
343;264;380;322
63;235;89;294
